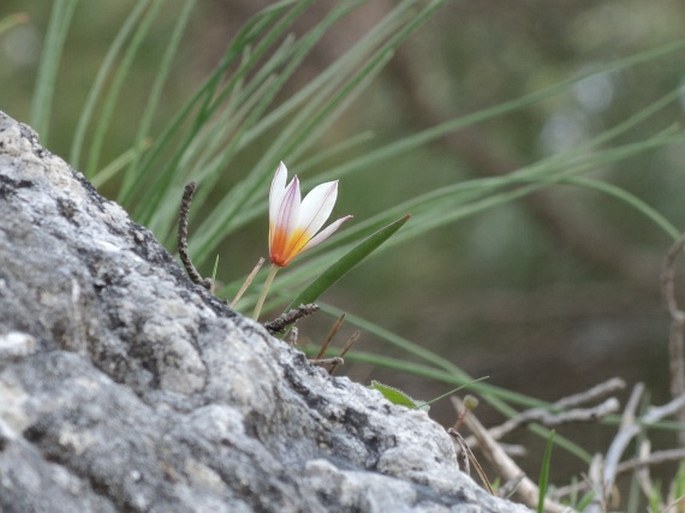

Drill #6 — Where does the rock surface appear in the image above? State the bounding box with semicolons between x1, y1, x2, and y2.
0;110;531;512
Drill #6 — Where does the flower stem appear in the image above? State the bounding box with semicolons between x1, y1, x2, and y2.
231;257;265;308
252;263;279;320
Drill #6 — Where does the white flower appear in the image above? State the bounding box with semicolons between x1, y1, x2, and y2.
268;162;352;267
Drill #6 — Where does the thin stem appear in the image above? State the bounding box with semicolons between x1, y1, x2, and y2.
253;264;280;320
231;257;265;308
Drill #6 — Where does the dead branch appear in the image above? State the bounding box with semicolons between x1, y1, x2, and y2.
451;397;577;513
600;382;645;502
315;313;346;359
635;440;656;506
263;304;319;333
589;385;685;508
448;426;495;495
177;182;212;290
661;229;685;445
464;378;624;449
553;447;685;500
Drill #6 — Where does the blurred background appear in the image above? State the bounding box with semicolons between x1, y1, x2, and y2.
2;0;685;482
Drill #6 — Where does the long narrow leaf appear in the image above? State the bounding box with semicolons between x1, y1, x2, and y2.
30;0;79;142
287;214;410;308
86;0;164;176
212;53;685;252
537;431;556;513
70;0;151;169
131;0;316;219
121;0;198;196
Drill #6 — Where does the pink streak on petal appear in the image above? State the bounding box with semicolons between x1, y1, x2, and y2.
303;215;353;251
269;175;300;258
269;162;288;227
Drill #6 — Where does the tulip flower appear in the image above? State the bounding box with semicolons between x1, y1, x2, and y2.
269;161;352;267
253;161;352;319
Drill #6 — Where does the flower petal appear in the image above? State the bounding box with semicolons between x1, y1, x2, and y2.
269;175;301;263
303;215;353;251
297;180;338;237
268;161;288;227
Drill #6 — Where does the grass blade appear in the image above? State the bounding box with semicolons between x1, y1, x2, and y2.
287;214;410;308
30;0;79;142
537;430;556;513
90;138;151;188
564;177;681;241
128;0;317;223
120;0;198;196
85;0;164;176
69;0;151;169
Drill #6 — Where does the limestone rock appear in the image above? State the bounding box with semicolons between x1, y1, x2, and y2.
0;111;531;512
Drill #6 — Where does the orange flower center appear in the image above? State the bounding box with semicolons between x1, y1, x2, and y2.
270;226;310;267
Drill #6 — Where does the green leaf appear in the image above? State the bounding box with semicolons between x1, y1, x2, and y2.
287;214;410;308
70;0;152;170
537;430;555;513
370;380;428;411
30;0;79;142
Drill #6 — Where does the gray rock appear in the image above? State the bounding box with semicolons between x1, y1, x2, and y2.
0;110;532;512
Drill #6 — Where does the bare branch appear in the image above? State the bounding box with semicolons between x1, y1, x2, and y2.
465;378;624;448
329;331;360;375
598;386;685;507
263;304;319;334
553;448;685;501
635;440;656;505
601;382;645;500
661;229;685;445
315;313;345;359
309;356;344;373
553;377;626;409
451;397;577;513
177;182;212;290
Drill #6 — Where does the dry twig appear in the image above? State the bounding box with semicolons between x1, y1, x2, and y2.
177;182;212;290
309;356;344;373
490;397;620;439
661;230;685;445
448;426;493;495
464;378;624;450
635;440;656;505
498;473;526;500
586;385;685;509
315;314;345;359
584;455;605;513
327;331;360;375
263;304;319;334
600;382;645;503
553;447;685;500
450;396;577;513
230;257;265;308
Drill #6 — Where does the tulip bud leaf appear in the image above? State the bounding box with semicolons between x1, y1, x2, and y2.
288;214;410;309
